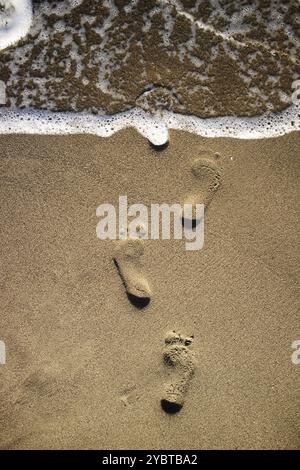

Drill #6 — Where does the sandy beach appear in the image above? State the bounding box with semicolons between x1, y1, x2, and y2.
1;0;300;452
0;129;299;449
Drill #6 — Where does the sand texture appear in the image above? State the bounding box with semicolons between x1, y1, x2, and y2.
0;129;299;449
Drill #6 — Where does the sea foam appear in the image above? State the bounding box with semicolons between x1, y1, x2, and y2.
0;0;299;144
0;0;32;51
0;103;299;145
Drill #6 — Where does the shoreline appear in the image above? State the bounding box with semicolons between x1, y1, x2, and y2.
0;104;299;146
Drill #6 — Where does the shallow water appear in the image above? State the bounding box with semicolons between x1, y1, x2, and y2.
0;0;299;117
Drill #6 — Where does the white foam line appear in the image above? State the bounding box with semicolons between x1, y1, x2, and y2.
0;107;169;145
0;104;299;145
0;0;32;51
164;103;300;139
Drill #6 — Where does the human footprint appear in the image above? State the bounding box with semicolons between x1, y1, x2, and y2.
183;151;222;223
113;238;151;309
161;331;196;414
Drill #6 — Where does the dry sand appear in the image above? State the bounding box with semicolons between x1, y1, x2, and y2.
0;129;299;449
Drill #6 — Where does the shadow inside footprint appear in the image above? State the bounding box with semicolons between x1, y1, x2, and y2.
181;217;202;230
161;399;183;414
127;293;150;309
149;140;169;152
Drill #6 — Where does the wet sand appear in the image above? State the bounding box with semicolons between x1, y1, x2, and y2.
0;129;299;449
1;0;300;116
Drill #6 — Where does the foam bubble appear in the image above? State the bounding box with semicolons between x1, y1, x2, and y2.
0;0;32;51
